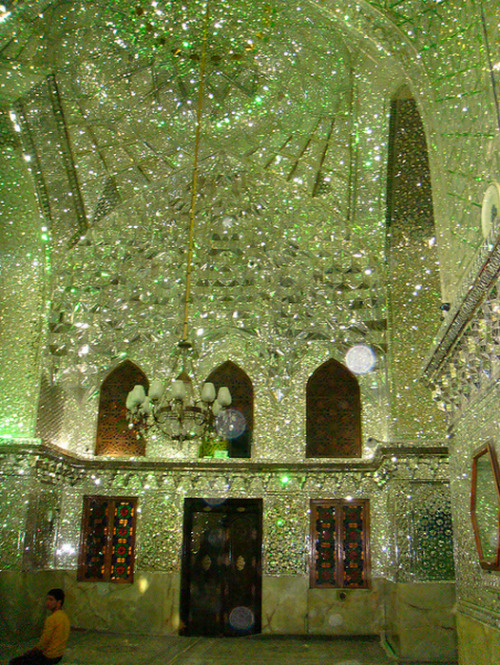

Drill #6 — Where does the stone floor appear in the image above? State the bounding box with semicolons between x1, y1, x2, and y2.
0;631;458;665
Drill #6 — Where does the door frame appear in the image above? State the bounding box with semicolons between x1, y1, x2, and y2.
180;497;262;636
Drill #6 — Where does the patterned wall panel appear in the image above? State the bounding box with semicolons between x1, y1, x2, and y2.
0;477;29;571
35;373;65;447
135;493;183;572
391;481;455;582
371;0;494;293
23;483;60;570
264;493;308;576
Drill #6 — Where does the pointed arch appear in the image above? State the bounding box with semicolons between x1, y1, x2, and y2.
386;84;435;242
95;360;149;457
206;361;253;458
385;86;442;431
306;359;361;458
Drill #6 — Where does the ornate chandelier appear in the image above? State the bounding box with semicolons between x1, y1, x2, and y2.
126;0;232;443
125;340;232;442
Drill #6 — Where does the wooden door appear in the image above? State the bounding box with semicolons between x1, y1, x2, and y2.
180;498;262;636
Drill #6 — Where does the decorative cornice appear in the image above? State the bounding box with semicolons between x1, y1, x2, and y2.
422;214;500;383
0;440;451;497
0;440;449;476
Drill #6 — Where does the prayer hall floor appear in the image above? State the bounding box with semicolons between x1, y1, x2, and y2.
1;631;458;665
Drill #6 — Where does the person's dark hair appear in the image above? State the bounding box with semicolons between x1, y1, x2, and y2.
47;588;65;607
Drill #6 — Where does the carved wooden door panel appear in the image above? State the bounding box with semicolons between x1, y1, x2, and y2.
180;498;262;636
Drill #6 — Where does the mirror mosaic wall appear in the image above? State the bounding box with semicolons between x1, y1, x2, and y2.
1;1;500;663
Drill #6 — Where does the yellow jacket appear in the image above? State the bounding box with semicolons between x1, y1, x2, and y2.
36;609;70;658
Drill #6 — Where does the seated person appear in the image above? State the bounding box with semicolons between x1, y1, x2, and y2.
9;588;70;665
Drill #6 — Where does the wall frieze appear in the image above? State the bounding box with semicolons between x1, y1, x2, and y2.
422;215;500;419
0;441;450;493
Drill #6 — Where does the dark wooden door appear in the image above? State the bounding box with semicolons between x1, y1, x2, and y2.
180;498;262;636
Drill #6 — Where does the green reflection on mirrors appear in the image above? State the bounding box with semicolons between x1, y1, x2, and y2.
471;442;500;571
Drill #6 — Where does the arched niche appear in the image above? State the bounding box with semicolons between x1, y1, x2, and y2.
306;359;361;458
206;361;253;458
386;84;436;243
95;360;149;457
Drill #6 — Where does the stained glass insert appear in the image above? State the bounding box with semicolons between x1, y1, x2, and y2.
341;502;367;588
110;500;136;583
95;361;148;457
310;499;369;589
78;496;137;583
312;503;337;587
79;498;110;582
205;361;253;458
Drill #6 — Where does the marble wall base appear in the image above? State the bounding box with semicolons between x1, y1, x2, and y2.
385;581;457;662
307;579;385;635
456;611;500;665
0;570;180;637
262;575;308;633
67;571;180;635
262;575;384;635
1;570;458;655
0;570;66;638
